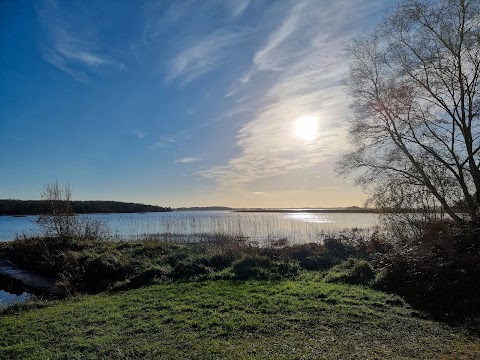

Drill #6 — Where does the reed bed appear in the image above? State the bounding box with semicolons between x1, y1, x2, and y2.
105;212;379;244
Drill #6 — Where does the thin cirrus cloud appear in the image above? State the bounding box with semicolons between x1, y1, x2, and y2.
150;136;176;150
202;0;385;191
228;0;251;18
142;0;251;43
132;130;149;139
175;157;202;164
225;0;306;97
166;30;245;84
37;0;124;81
142;0;251;85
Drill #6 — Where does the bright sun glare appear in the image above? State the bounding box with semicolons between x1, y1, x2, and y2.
294;115;319;141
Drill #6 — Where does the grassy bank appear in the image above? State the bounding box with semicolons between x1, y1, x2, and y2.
1;275;479;359
2;227;479;316
0;234;372;295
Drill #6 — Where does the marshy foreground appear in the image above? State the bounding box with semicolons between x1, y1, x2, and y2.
0;228;479;359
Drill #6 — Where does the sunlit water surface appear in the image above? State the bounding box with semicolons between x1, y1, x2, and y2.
0;211;380;244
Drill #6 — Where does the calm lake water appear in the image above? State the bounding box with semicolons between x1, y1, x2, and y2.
0;210;380;244
0;290;32;308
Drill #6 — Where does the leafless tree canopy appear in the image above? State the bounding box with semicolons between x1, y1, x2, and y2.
37;180;76;238
339;0;480;226
37;180;109;239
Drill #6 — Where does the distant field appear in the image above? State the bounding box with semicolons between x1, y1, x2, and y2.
1;275;478;359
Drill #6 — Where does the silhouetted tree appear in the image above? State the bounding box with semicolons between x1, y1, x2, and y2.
37;180;77;238
36;181;110;240
338;0;480;228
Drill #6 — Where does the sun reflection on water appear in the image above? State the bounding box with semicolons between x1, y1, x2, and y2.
285;213;335;224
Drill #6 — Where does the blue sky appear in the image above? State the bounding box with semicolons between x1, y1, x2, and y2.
0;0;389;208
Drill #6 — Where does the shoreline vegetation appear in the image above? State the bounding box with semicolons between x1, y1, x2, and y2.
0;232;479;358
1;227;479;316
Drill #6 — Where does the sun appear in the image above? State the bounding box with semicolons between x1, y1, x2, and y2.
294;115;319;141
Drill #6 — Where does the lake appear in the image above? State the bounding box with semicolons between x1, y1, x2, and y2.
0;290;32;309
0;210;380;244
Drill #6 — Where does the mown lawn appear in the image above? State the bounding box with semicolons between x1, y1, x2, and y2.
1;275;479;359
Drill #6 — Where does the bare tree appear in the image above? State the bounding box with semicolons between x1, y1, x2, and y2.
338;0;480;227
37;180;109;240
37;180;77;238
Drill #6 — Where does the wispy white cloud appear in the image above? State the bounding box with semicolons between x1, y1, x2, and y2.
42;48;89;82
175;157;202;164
226;68;255;98
202;102;252;128
142;0;251;44
203;0;385;191
150;136;176;149
132;130;148;139
166;30;244;84
252;1;306;72
37;0;125;81
142;0;251;85
142;0;193;43
227;0;251;18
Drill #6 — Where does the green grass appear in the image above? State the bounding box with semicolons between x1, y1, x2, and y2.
1;275;478;359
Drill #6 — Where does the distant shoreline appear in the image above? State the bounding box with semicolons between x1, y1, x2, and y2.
0;200;172;216
234;209;377;213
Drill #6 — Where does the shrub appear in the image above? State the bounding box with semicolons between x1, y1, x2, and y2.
263;243;343;270
113;267;170;291
323;237;355;259
171;259;214;281
354;233;393;264
374;222;480;314
271;243;324;261
324;258;375;285
207;250;238;270
230;254;299;280
299;254;340;270
53;249;136;294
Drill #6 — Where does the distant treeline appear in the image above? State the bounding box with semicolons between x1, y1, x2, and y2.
0;200;172;216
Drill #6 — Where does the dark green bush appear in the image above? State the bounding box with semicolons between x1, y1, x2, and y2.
53;249;136;294
230;254;299;280
207;250;238;270
267;243;324;261
374;223;480;314
323;237;356;259
165;252;190;267
324;258;375;285
171;258;214;280
263;239;362;270
299;254;341;270
354;234;393;263
81;252;134;292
